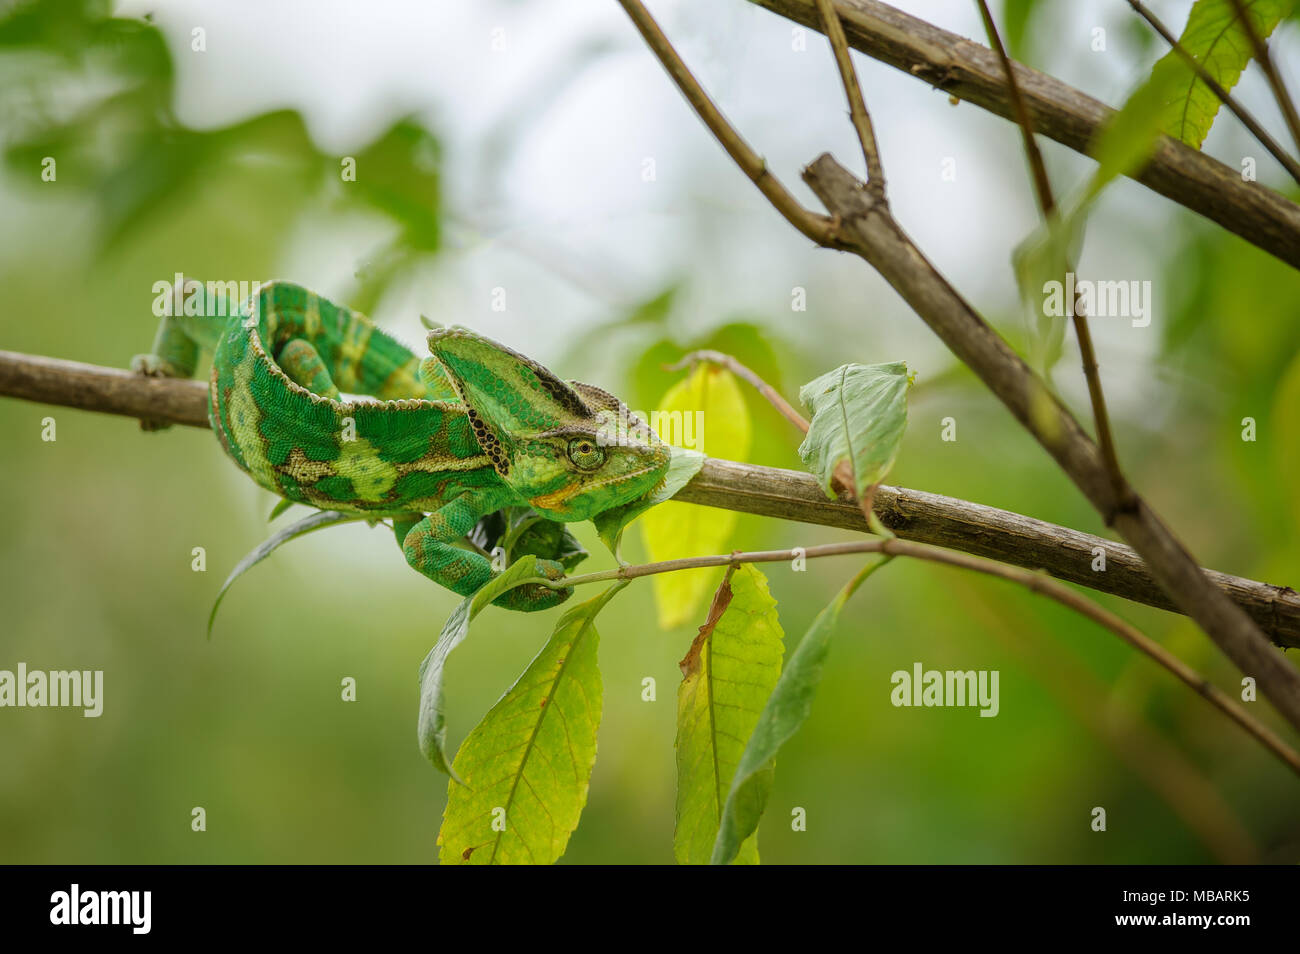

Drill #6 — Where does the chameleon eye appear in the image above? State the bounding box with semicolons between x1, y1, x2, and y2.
567;437;606;471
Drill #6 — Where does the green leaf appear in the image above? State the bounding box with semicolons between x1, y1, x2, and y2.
437;583;619;865
417;556;543;778
674;565;784;865
640;364;751;627
267;498;294;522
711;559;888;865
208;509;362;638
798;362;911;499
351;118;441;251
1002;0;1047;57
1150;0;1298;148
1010;61;1184;371
592;444;705;553
1011;210;1080;374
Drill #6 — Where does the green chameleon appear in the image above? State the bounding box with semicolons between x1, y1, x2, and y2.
132;280;672;611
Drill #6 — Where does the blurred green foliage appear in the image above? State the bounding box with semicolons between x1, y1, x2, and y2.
0;0;1297;864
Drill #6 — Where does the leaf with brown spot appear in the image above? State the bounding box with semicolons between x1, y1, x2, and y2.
674;564;783;865
678;567;736;678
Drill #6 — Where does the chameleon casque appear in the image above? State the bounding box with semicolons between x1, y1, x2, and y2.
132;280;672;611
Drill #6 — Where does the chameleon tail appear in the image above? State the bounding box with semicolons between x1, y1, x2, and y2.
252;281;457;403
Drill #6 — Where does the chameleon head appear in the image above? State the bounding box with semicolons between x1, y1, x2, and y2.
428;328;671;521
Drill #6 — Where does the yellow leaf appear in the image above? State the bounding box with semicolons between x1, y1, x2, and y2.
640;364;752;627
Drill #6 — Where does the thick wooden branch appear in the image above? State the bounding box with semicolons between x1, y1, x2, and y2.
749;0;1300;270
3;348;1297;649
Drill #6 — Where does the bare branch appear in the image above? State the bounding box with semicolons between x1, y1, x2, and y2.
814;0;887;199
746;0;1300;270
613;0;838;245
664;349;809;433
3;347;1298;648
974;0;1053;214
1227;0;1300;157
1127;0;1300;186
974;0;1131;511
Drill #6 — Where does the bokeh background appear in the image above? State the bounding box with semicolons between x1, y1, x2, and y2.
1;0;1298;863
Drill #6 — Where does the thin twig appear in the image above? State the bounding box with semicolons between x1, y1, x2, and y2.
743;0;1300;271
669;349;870;502
956;576;1258;863
614;0;840;245
813;0;887;200
801;152;1300;733
974;0;1053;214
665;349;809;432
545;539;1300;778
1227;0;1300;157
975;0;1131;511
1127;0;1300;186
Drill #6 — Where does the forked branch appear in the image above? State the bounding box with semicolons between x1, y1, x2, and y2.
746;0;1300;270
974;0;1130;511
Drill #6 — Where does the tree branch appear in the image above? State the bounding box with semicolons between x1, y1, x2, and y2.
1227;0;1300;158
974;0;1131;510
746;0;1300;270
614;0;839;245
3;347;1298;650
814;0;887;200
1127;0;1300;187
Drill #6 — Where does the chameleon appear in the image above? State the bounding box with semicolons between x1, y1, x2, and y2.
132;279;673;611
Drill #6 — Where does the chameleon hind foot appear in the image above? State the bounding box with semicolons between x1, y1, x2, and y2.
490;557;573;613
130;352;188;431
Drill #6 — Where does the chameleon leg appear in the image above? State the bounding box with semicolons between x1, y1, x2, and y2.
132;313;200;379
277;338;342;400
399;496;571;612
131;313;214;431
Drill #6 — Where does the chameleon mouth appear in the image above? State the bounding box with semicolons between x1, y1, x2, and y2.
529;461;665;512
